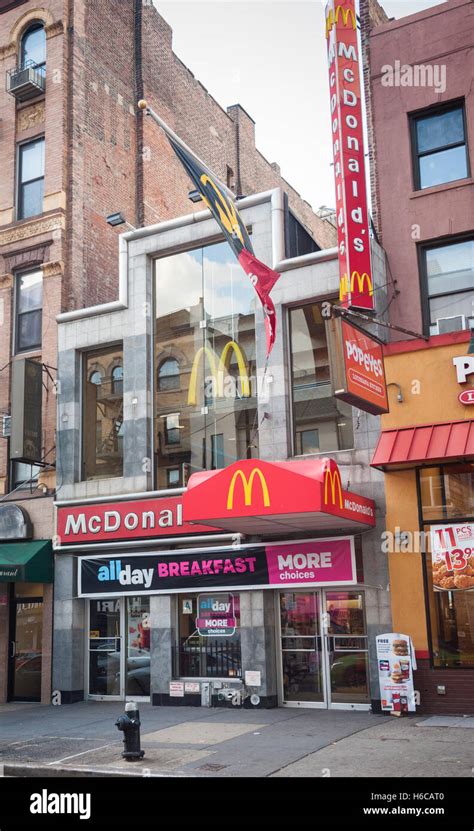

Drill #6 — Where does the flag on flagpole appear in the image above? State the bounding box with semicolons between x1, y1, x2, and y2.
138;101;280;356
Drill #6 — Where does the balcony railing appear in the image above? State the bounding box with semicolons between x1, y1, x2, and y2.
6;61;45;102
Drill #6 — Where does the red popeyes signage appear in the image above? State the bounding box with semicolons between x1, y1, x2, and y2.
325;0;374;311
56;496;218;547
340;320;388;414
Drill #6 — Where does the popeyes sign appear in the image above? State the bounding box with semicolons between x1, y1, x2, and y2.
326;0;374;311
328;317;389;415
453;353;474;406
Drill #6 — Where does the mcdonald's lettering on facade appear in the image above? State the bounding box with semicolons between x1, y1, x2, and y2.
227;468;271;510
325;0;375;312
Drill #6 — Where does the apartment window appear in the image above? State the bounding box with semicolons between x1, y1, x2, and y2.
18;137;45;220
164;413;181;445
15;269;42;353
211;433;225;470
158;358;180;391
20;23;46;72
421;238;474;335
290;302;354;454
411;102;469;190
167;468;181;487
83;346;123;480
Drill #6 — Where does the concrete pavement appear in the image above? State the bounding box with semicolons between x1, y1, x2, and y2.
0;702;472;777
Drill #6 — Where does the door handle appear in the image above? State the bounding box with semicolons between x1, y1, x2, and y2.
115;637;121;653
10;641;16;658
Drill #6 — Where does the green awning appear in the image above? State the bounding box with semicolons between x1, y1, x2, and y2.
0;540;53;583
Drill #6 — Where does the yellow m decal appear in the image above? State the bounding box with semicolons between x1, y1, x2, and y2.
227;468;270;510
326;4;357;38
218;340;250;398
187;346;218;406
324;468;343;508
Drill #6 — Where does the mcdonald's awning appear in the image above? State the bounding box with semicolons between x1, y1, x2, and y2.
183;458;375;535
0;540;53;583
371;420;474;471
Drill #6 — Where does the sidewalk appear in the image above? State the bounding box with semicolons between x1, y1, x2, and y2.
0;702;472;777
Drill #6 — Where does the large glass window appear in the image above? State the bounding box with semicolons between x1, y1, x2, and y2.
290;302;353;454
419;464;474;668
154;241;258;489
20;23;46;71
175;593;241;679
412;102;469;190
18;137;44;220
15;269;42;352
83;346;123;480
422;238;474;335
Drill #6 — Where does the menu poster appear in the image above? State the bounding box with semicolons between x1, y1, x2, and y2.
376;632;417;714
431;523;474;592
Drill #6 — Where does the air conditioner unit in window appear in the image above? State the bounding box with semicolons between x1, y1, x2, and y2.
1;415;11;438
436;315;466;335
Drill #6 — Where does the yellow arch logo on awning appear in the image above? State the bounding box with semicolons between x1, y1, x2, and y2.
227;467;270;510
323;466;343;509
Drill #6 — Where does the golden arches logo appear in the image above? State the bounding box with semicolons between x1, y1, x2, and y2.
227;468;270;511
339;271;373;301
323;467;343;509
187;341;250;406
325;3;357;38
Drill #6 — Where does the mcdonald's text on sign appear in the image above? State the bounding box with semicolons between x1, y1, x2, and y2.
326;0;374;311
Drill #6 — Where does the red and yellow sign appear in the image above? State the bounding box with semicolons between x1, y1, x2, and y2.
328;317;389;415
183;458;375;533
325;0;374;311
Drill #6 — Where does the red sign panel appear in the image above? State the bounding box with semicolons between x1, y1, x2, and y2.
459;389;474;405
326;0;374;311
341;321;388;414
56;496;219;547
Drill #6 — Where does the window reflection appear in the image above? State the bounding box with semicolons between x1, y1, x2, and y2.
83;346;123;480
154;241;258;489
290;302;354;454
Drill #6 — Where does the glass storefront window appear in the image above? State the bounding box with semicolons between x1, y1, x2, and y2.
420;464;474;520
83;346;123;480
289;303;354;454
419;463;474;667
154;241;258;490
176;593;241;678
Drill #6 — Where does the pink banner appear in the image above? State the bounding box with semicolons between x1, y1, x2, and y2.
265;538;356;587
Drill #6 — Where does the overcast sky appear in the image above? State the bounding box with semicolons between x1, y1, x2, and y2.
155;0;447;212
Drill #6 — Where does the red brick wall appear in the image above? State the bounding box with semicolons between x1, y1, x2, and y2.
414;660;474;715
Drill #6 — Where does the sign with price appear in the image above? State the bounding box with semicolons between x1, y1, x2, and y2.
431;523;474;591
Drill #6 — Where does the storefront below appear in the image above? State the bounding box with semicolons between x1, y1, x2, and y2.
0;505;54;704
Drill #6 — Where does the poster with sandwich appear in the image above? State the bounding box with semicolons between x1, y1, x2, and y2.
376;632;417;714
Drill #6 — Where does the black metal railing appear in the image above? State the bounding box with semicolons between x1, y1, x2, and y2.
173;640;242;679
6;60;45;101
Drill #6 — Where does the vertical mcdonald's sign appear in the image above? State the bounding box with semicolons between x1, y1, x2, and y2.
325;0;375;312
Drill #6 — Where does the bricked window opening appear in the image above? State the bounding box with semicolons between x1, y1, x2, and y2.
410;101;469;191
20;22;46;74
83;346;124;481
17;136;45;220
15;268;42;353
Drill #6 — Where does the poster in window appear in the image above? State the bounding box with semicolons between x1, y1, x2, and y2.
431;523;474;591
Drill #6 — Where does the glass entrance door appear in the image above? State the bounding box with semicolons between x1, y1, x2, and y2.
280;592;325;705
88;596;150;699
279;590;370;708
10;597;43;701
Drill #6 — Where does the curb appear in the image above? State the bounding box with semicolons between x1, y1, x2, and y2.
3;763;174;778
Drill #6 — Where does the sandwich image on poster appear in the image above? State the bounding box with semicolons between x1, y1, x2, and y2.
376;632;417;713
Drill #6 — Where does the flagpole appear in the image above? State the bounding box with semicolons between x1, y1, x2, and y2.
137;99;236;201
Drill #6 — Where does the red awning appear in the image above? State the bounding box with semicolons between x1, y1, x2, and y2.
371;420;474;471
183;458;375;535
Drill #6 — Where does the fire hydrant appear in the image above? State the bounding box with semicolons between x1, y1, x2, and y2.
115;701;145;761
